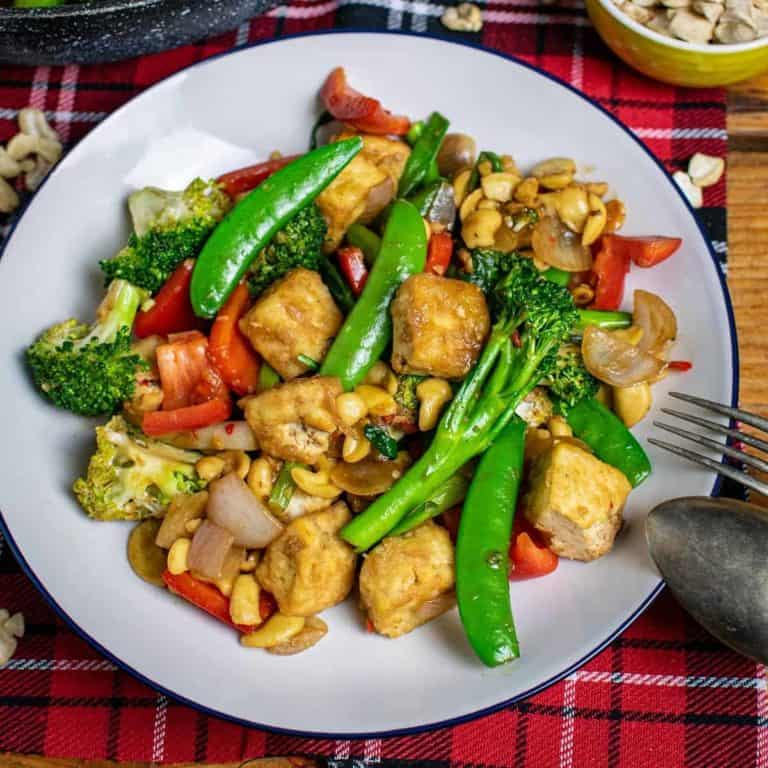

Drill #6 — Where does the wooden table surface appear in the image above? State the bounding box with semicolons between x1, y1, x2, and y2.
727;73;768;420
0;74;766;768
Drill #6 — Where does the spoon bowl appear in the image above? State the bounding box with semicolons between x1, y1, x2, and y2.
647;497;768;663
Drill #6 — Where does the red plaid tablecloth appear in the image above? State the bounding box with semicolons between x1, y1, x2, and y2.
0;2;754;766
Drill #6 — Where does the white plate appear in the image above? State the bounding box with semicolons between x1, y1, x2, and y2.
0;32;737;736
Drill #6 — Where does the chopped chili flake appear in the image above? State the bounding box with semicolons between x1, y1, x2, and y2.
225;423;235;434
512;330;522;348
668;360;693;372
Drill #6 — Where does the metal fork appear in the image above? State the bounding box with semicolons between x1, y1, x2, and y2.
649;392;768;497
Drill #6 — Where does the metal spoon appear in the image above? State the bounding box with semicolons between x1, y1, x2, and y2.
646;497;768;664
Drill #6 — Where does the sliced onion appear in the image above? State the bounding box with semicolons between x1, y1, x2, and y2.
531;214;592;272
161;421;258;451
188;520;234;580
330;454;410;496
582;326;665;386
633;289;677;358
207;472;284;548
360;176;396;224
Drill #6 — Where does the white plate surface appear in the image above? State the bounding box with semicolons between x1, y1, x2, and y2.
0;32;736;736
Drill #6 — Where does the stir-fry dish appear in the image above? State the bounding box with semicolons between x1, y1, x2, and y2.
26;67;688;665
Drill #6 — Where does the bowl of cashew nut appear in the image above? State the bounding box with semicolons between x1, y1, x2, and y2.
586;0;768;85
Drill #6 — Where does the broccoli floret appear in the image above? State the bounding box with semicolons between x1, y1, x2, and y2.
73;415;207;521
459;249;517;296
26;279;148;416
394;374;423;414
247;204;328;296
100;178;231;294
547;344;599;413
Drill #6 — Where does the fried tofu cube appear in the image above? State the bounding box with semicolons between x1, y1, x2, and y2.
256;502;356;616
390;273;490;380
524;442;632;562
239;268;342;381
241;376;342;464
317;134;410;251
359;521;455;638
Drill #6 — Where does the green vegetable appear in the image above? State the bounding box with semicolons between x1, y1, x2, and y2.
14;0;67;6
547;346;599;411
297;353;320;370
246;204;327;296
309;111;334;150
191;137;363;318
406;120;425;146
100;178;230;295
469;150;504;190
389;473;469;537
456;417;525;666
458;248;516;296
72;415;206;521
318;254;356;313
575;309;632;332
363;424;399;459
346;223;381;266
393;374;424;420
257;361;281;392
26;279;148;417
543;267;571;287
268;462;301;512
564;397;651;487
398;112;450;197
319;200;427;390
341;255;578;551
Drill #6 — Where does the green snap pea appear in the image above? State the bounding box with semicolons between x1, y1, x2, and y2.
565;397;651;487
398;112;450;197
456;417;525;667
191;137;363;318
346;223;381;266
319;199;427;390
388;473;469;537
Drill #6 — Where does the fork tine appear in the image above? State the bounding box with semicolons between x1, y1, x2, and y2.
660;408;768;454
669;392;768;434
648;438;768;497
653;421;768;474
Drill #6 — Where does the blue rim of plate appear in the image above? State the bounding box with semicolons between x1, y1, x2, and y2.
0;29;739;739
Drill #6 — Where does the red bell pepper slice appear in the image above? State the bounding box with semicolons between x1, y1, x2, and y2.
320;67;410;136
337;245;369;295
162;570;276;633
208;283;260;396
590;236;631;311
143;398;232;436
134;259;200;339
668;360;693;372
509;516;558;580
426;231;453;276
156;330;227;410
607;234;682;268
216;155;299;199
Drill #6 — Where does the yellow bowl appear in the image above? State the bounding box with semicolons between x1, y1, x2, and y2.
586;0;768;86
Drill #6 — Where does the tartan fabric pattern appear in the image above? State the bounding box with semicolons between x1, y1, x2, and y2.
0;0;749;764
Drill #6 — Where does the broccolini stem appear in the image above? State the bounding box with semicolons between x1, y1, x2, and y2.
575;309;632;332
